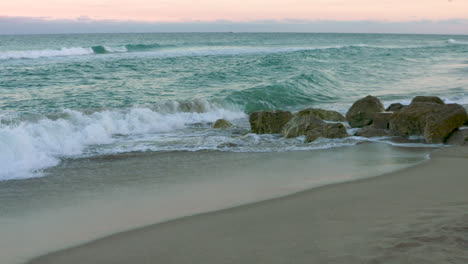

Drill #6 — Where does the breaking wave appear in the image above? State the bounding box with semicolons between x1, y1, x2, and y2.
0;43;165;60
447;38;468;45
0;47;95;60
0;101;245;181
1;40;463;60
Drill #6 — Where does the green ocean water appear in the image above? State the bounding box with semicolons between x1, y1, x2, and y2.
1;33;468;180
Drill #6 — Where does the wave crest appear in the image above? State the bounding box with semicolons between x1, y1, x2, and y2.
0;47;95;60
2;40;466;60
0;43;165;60
0;104;245;180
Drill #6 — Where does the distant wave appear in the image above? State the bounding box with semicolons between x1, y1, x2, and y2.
0;43;166;60
1;41;463;60
0;47;95;60
446;38;468;45
91;43;164;54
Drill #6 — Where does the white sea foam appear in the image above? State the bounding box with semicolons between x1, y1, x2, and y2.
445;94;468;106
1;41;459;61
446;38;468;45
0;45;130;60
102;45;128;53
0;47;95;60
0;107;245;181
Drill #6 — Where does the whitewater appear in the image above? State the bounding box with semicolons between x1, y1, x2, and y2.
1;33;468;180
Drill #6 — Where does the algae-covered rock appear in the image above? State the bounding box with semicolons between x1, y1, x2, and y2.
212;119;233;129
424;105;468;143
390;102;468;143
295;108;345;122
282;114;325;138
217;142;239;148
373;112;393;130
319;123;348;140
389;102;437;136
249;110;293;134
282;112;348;142
303;123;348;143
386;103;405;112
346;95;384;128
445;127;468;145
411;96;444;105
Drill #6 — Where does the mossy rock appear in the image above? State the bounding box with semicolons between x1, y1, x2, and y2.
411;96;444;105
249;110;293;134
212;119;233;129
346;95;384;128
390;102;468;143
295;108;345;122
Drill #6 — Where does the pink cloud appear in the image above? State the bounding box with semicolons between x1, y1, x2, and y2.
1;0;468;22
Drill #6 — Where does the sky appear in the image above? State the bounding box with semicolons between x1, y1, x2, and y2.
1;0;468;34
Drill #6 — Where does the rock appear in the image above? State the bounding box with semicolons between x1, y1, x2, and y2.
373;112;393;129
424;105;468;143
386;103;405;112
282;113;348;142
411;96;444;105
445;127;468;145
212;119;233;129
355;126;395;138
320;123;348;139
305;130;322;143
249;110;293;134
390;102;468;143
346;95;385;128
390;103;438;136
304;123;348;143
230;128;250;136
217;142;239;148
282;114;326;138
295;108;345;122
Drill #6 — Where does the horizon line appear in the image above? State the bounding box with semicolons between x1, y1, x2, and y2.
1;31;468;36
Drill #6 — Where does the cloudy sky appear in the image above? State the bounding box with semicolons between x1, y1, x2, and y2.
1;0;468;34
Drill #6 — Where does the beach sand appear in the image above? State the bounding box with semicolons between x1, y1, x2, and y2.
28;146;468;264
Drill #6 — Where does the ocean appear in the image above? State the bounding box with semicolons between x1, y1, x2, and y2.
1;32;468;180
0;33;468;263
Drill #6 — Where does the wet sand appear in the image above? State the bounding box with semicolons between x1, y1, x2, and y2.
28;146;468;264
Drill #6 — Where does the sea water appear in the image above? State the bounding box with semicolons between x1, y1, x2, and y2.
1;33;468;180
1;33;468;263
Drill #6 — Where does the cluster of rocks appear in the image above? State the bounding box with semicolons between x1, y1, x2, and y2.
212;95;468;145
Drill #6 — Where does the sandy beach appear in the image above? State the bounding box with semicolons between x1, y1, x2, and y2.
28;146;468;264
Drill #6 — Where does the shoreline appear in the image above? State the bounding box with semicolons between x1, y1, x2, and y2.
27;146;468;264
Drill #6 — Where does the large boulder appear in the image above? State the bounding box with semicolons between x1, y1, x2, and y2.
355;126;396;138
318;123;348;140
212;119;233;129
372;112;393;130
445;127;468;145
390;102;468;143
424;106;468;143
282;114;326;138
386;103;405;112
282;113;348;142
304;123;348;143
249;110;293;134
346;95;385;128
411;96;444;105
295;108;345;122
